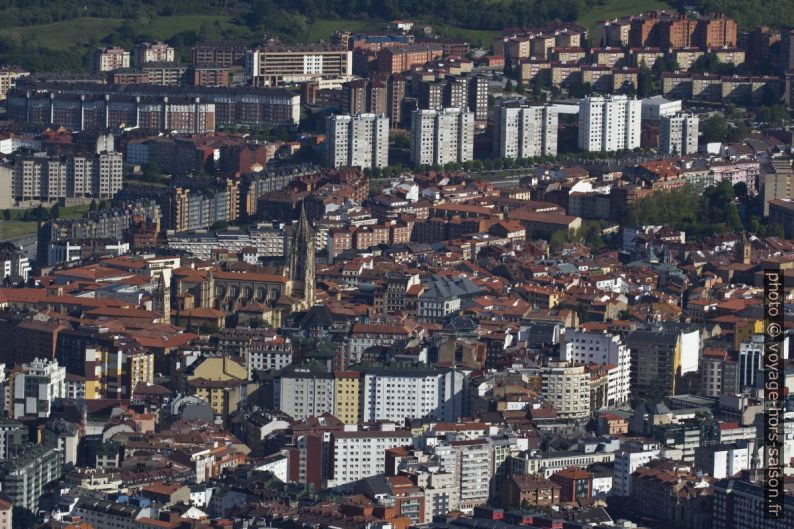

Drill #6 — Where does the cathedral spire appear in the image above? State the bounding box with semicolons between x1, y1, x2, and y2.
289;200;315;308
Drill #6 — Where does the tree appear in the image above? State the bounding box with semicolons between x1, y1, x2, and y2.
733;182;748;200
1;209;10;221
504;80;514;92
89;199;98;211
50;205;60;219
701;115;728;144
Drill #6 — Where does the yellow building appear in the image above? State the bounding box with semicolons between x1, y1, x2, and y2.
733;320;764;350
186;357;255;417
126;351;154;394
333;371;361;424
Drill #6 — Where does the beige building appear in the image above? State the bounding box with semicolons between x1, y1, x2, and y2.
0;67;29;100
541;363;591;420
93;46;130;73
134;41;175;67
246;44;352;85
763;158;794;215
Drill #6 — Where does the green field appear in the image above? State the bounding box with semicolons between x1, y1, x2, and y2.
304;18;384;42
578;0;670;42
0;221;37;240
0;15;235;50
434;25;501;49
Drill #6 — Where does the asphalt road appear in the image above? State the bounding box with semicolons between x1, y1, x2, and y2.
6;233;38;264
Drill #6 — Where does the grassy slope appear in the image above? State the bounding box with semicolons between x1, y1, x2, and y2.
0;221;37;239
578;0;670;41
0;15;234;50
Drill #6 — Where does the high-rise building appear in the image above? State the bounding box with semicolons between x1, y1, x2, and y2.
578;94;641;152
93;47;130;73
360;367;464;423
493;101;559;159
540;364;591;420
133;41;175;67
0;444;63;511
341;79;368;114
659;112;699;155
468;75;489;122
12;358;66;419
561;329;631;405
762;158;794;215
325;113;389;170
275;364;334;420
410;108;474;167
387;74;407;126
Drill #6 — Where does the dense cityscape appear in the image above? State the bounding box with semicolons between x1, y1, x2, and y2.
0;2;791;529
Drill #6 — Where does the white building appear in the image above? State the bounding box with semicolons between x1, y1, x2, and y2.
326;113;389;169
275;364;335;420
13;358;66;419
253;451;289;482
0;249;30;282
540;364;591;420
247;338;292;377
410;108;474;167
694;444;756;479
660;113;699;155
328;425;412;490
451;439;491;512
613;442;661;496
578;94;641;152
493;101;558;158
640;95;682;121
361;367;464;423
561;329;631;405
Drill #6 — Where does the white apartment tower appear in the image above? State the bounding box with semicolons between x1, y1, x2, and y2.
326;113;389;169
660;113;699;155
493;101;558;158
578;94;641;152
561;329;631;405
12;358;66;419
410;108;474;167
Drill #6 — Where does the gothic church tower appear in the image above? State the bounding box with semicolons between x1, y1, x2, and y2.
288;202;315;308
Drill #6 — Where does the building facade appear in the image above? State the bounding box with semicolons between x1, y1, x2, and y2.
326;113;389;169
410;108;474;167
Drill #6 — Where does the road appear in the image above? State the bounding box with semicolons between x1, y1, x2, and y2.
5;233;38;264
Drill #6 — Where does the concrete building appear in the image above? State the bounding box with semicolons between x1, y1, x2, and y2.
660;113;699;155
333;371;361;424
93;47;130;73
12;358;66;419
0;444;63;510
0;418;27;460
451;440;492;512
578;94;641;152
769;198;794;238
493;101;558;159
326;113;389;169
561;329;631;405
328;425;412;490
275;364;335;421
712;478;794;529
762;158;794;216
540;364;591;420
11;151;123;204
361;367;464;423
410;108;474;167
133;41;175;67
613;443;661;496
246;44;352;85
641;95;682;121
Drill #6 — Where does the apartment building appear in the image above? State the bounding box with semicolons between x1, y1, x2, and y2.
328;425;412;490
0;444;63;511
660;113;699;155
561;329;631;405
325;113;389;169
0;67;29;100
0;419;27;460
712;478;794;529
377;45;443;74
8;84;300;129
361;367;464;423
12;358;66;419
762;158;794;215
612;442;662;496
410;108;474;167
133;41;175;67
275;364;335;420
192;41;249;67
247;44;352;85
578;94;641;152
333;371;361;424
540;364;591;420
93;47;130;73
493;101;558;159
451;440;491;512
11;151;122;204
